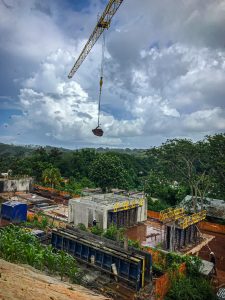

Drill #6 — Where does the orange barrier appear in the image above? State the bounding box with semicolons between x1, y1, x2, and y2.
198;220;225;234
147;210;160;219
145;247;166;266
145;247;186;300
27;211;42;222
154;272;170;300
155;263;186;300
33;184;80;198
34;185;69;197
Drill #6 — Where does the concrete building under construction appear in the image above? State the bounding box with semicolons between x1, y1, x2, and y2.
68;193;147;230
160;207;206;251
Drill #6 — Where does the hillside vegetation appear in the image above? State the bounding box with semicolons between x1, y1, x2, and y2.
0;133;224;207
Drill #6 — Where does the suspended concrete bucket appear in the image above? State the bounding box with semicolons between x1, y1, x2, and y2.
92;126;104;137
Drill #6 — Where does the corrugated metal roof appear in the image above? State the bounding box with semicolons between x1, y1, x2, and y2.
180;195;225;220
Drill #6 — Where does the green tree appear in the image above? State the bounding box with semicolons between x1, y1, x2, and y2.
89;154;131;192
48;148;63;165
147;139;213;211
206;133;225;198
144;171;187;207
42;167;61;188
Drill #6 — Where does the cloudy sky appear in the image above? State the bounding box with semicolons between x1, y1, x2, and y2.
0;0;225;149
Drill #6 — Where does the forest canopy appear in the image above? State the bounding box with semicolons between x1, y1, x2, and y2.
0;133;224;206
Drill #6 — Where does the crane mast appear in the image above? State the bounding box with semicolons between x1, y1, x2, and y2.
68;0;124;79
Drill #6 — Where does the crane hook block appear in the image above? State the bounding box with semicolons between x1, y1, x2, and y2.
92;126;104;137
100;76;103;88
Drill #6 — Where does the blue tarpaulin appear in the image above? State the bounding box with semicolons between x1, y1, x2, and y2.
1;201;27;222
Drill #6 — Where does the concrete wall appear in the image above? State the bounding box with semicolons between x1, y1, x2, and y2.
0;178;33;193
69;200;105;229
137;198;147;222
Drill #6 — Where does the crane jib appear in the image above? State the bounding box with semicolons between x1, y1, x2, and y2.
68;0;124;79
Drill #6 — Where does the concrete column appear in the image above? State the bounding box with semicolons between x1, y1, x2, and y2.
93;209;96;221
103;209;108;230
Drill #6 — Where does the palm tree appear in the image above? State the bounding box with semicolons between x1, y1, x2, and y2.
42;167;61;188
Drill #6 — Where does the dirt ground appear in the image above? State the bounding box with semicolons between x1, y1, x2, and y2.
0;259;110;300
198;231;225;271
0;218;10;227
198;230;225;285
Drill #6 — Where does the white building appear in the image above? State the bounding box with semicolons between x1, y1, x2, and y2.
68;193;147;230
0;178;33;193
181;195;225;220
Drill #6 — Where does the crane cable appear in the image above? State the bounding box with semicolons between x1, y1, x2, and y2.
97;30;106;127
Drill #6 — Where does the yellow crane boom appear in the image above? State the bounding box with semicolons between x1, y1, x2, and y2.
68;0;124;79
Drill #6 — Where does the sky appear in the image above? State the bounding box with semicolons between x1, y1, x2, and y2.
0;0;225;149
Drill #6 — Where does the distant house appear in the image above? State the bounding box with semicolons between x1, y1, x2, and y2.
180;195;225;221
0;178;33;193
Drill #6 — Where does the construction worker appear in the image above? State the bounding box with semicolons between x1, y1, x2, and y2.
210;252;217;275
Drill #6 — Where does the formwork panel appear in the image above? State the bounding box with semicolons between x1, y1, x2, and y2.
165;224;199;250
103;254;112;270
51;229;151;291
108;207;138;228
75;243;82;256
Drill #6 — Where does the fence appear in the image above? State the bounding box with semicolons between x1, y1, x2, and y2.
147;210;160;219
198;221;225;234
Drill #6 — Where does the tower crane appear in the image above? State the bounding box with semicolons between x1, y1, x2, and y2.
68;0;124;137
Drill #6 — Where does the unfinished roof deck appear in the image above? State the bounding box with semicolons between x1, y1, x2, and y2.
71;193;144;208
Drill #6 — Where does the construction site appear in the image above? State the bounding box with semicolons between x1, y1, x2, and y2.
0;0;225;299
1;175;225;300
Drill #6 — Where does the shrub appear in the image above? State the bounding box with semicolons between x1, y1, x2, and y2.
165;275;216;300
128;239;141;249
102;224;118;240
91;225;103;236
77;223;87;231
147;197;169;212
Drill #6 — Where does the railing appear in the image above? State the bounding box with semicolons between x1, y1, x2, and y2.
159;207;185;222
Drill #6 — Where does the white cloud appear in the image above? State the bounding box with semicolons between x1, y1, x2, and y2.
1;0;225;148
0;0;65;61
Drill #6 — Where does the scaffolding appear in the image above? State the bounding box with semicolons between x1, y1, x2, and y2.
159;207;185;222
178;210;206;229
159;207;206;251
